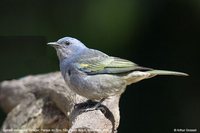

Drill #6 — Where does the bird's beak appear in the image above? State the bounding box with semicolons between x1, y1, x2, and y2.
47;42;60;47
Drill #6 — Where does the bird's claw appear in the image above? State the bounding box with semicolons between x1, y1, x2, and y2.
74;100;106;114
79;105;107;114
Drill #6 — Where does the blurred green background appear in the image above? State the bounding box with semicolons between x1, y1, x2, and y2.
0;0;199;132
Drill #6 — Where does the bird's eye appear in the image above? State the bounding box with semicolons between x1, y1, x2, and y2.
65;41;70;46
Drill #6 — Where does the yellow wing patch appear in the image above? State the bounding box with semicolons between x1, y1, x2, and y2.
80;63;89;68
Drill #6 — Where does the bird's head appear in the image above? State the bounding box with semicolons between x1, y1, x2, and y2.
47;37;87;61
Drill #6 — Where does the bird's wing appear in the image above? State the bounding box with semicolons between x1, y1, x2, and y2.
75;50;151;74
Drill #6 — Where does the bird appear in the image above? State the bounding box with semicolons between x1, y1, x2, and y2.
48;37;188;108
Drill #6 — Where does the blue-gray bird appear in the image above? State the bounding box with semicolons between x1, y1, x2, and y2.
48;37;188;103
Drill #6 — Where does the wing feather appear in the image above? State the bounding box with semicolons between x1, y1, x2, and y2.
75;49;151;74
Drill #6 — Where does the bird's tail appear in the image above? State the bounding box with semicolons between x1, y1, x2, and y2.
147;70;189;77
123;69;188;85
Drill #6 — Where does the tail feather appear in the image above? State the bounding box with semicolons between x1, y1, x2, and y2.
123;69;188;85
147;70;189;76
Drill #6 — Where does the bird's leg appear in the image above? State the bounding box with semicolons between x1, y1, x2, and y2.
74;99;96;109
94;98;107;114
75;98;106;113
83;98;106;113
93;98;105;109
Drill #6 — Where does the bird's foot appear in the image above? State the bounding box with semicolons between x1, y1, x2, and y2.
74;99;106;114
80;104;107;114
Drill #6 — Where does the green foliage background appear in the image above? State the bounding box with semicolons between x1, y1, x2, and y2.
0;0;199;132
